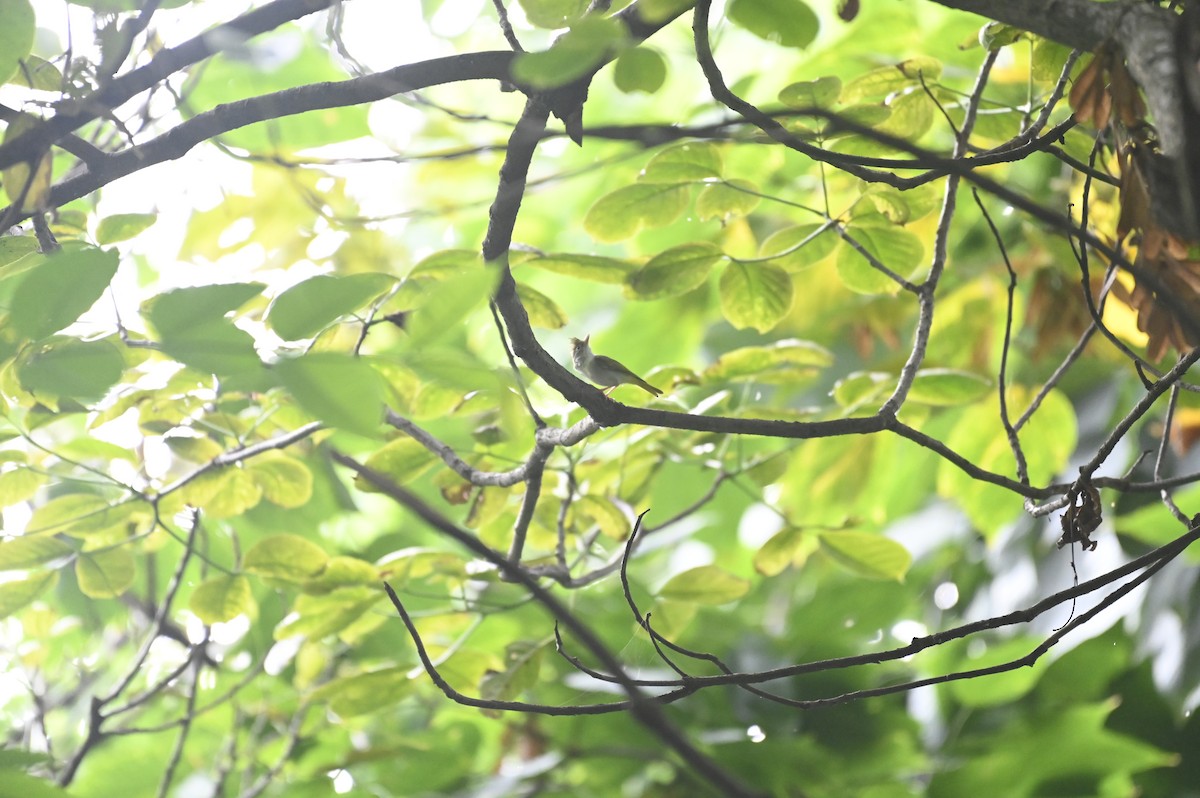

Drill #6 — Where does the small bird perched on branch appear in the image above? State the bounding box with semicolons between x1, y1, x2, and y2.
570;335;662;397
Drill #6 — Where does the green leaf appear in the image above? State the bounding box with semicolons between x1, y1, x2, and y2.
302;556;380;595
10;246;120;340
835;224;924;294
189;574;255;624
584;184;690;242
639;141;723;183
0;235;37;267
517;0;586;28
704;339;833;381
613;47;667;94
311;666;414;717
246;452;314;508
244;534;329;582
696;179;761;220
6;55;61;91
75;547;136;598
515;282;568;329
480;640;547;703
626;243;725;300
937;387;1077;535
832;371;892;408
758;224;838;272
359;437;436;492
572;495;630;540
1115;484;1200;549
875;91;936;141
908;369;992;406
274;587;381;640
979;22;1026;50
18;338;125;401
0;571;55;619
159;318;264;378
0;535;73;571
818;531;910;580
95;213;157;245
0;0;35;85
27;494;134;538
841;57;943;103
727;0;819;49
778;76;842;108
512;17;624;89
753;527;808;576
523;253;635;284
0;466;44;506
144;283;265;337
0;770;73;798
658;565;750;604
719;261;793;332
275;353;384;436
267;272;396;340
404;262;496;344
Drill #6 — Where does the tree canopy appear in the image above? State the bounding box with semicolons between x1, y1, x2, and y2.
2;0;1200;796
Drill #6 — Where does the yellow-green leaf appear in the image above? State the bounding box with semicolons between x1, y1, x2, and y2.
704;339;833;381
0;535;73;571
75;547;136;598
310;666;414;717
95;213;157;245
0;571;56;618
247;452;314;509
0;466;44;506
515;282;569;330
818;531;910;580
696;180;761;220
753;527;809;576
190;574;255;624
626;243;725;300
244;534;329;582
908;369;992;406
657;565;750;605
584;184;690;242
719;261;793;333
359;437;436;493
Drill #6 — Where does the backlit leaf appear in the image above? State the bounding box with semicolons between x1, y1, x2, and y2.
584;184;690;242
719;261;793;332
657;565;750;604
267;272;396;340
275;353;384;436
818;531;911;580
11;246;119;340
728;0;819;49
190;574;255;624
75;547;136;598
626;243;725;300
244;534;329;582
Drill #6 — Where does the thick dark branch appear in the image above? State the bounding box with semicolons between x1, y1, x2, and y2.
0;0;341;172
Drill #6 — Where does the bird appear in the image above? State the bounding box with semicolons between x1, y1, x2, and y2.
569;335;662;397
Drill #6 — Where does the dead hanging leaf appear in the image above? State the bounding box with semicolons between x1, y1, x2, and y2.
1027;268;1100;355
1116;143;1153;241
1170;407;1200;455
1070;49;1114;130
1120;230;1200;360
1109;59;1147;127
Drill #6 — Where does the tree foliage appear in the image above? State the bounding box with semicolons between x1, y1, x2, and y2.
1;0;1200;796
